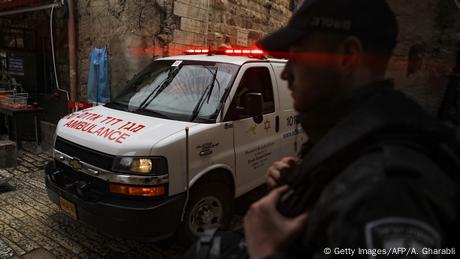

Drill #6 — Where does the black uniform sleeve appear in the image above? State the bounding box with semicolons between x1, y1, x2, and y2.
302;149;457;259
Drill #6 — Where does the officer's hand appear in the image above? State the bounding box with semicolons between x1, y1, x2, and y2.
266;157;298;190
244;186;308;259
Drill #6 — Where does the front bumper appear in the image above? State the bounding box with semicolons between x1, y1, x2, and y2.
45;161;185;241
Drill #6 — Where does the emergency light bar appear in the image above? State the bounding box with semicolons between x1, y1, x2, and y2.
224;49;264;55
185;49;209;54
184;48;265;57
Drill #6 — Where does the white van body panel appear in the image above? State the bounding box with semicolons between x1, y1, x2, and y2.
56;105;197;156
152;123;235;196
224;62;280;196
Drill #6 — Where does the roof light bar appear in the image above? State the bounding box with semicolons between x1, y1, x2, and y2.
185;49;209;54
224;49;264;56
184;48;265;56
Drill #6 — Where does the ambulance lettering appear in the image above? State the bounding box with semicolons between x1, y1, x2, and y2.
100;116;123;126
286;115;298;127
117;122;146;132
64;109;96;120
62;115;145;144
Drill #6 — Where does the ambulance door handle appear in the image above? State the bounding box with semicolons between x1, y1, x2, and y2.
224;122;233;129
275;116;279;132
200;149;213;156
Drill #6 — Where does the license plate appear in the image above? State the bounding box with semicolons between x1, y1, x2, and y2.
59;197;78;220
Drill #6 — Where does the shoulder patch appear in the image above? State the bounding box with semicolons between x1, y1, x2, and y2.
365;218;441;259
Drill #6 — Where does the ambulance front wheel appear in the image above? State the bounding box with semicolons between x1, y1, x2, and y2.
179;181;233;244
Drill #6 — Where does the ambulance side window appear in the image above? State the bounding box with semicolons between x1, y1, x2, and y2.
226;67;275;121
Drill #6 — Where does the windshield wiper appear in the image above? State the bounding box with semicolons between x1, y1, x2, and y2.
136;66;180;112
105;101;132;111
189;67;219;122
204;66;221;103
134;108;170;119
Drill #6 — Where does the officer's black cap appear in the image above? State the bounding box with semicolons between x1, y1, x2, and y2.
256;0;398;57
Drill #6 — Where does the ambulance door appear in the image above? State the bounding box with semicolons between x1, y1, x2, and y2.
271;62;307;158
225;64;280;195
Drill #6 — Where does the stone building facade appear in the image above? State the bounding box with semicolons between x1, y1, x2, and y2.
1;0;460;127
387;0;460;116
76;0;294;99
74;0;460;117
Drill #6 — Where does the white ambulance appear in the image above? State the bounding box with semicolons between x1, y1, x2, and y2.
45;49;305;242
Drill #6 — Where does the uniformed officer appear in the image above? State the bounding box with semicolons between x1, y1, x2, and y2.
244;0;458;258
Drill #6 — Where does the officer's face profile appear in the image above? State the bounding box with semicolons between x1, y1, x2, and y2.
281;31;348;113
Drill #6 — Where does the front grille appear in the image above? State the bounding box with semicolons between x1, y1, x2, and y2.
55;137;114;170
51;161;168;203
55;162;108;196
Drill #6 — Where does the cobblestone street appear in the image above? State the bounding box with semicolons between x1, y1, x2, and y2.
0;143;261;259
0;144;187;259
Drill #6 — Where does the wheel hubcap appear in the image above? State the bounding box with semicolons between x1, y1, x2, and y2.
189;196;223;236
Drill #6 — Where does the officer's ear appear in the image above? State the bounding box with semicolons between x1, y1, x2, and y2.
338;36;363;76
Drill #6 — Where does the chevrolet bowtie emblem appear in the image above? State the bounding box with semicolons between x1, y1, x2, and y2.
69;158;82;171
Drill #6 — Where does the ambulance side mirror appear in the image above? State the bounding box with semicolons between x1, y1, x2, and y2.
238;92;264;123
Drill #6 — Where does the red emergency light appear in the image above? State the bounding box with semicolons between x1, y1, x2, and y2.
185;49;209;54
184;48;265;57
224;49;264;56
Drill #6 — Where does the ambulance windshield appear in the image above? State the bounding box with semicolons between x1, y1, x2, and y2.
107;60;239;122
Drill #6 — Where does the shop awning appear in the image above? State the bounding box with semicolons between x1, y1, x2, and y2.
0;0;62;16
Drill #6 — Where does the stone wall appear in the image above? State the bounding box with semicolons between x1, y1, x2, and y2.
168;0;294;53
387;0;460;115
76;0;293;98
75;0;460;117
77;0;178;99
181;0;292;51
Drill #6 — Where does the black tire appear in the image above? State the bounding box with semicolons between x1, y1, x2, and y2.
177;181;233;245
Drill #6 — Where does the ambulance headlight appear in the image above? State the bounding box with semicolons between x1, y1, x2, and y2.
112;157;168;175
